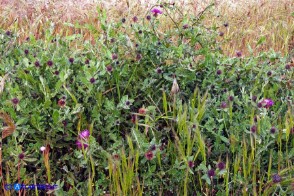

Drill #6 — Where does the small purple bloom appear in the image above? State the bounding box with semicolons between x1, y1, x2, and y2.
208;169;215;178
219;31;224;36
76;140;89;149
11;98;19;105
112;53;118;60
146;15;151;20
285;64;291;70
267;71;272;76
106;65;113;72
18;153;25;160
151;8;163;17
188;161;195;168
217;162;225;170
252;95;257;102
251;125;257;133
47;60;53;67
133;16;138;22
90;77;95;84
85;59;90;64
272;174;281;183
24;49;29;55
216;70;222;75
183;24;189;29
236;51;242;57
259;98;274;109
228;96;234;102
69;57;74;63
79;129;90;139
220;102;227;109
150;144;156;151
35;61;40;67
156;67;162;74
270;126;276;134
54;70;59;75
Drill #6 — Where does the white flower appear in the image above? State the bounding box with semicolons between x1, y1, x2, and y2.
40;146;46;152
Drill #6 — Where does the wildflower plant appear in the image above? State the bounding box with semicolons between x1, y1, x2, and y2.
0;2;293;195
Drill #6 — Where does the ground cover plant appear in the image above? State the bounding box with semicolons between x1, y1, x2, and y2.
0;1;294;196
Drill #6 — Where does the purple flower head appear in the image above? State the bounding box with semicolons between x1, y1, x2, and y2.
236;51;242;57
217;162;225;170
11;98;19;105
272;174;281;183
220;102;227;109
76;140;89;149
270;126;276;134
259;98;274;109
132;16;138;23
69;57;74;63
151;8;163;17
18;153;25;160
106;65;113;72
79;129;90;139
47;60;53;67
183;24;189;29
216;69;222;75
35;61;40;67
188;161;195;168
145;151;154;160
146;15;151;20
208;169;215;178
90;77;95;84
112;53;118;60
251;125;257;133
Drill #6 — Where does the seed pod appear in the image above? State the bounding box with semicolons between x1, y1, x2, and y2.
171;77;179;95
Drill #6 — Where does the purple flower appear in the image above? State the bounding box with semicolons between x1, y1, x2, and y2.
11;98;19;105
112;53;118;60
188;161;195;168
216;69;222;75
208;169;215;178
285;64;291;70
217;162;225;170
85;59;90;64
132;16;138;22
259;98;274;109
151;8;163;17
236;51;242;57
183;24;189;29
35;61;40;67
18;153;25;160
145;151;154;160
219;31;224;36
220;102;227;109
272;174;281;183
106;65;113;72
47;60;53;67
251;125;257;133
270;126;276;134
146;15;151;20
252;95;257;102
76;140;89;149
228;96;234;102
24;49;29;55
69;57;74;63
79;129;90;139
150;144;156;151
156;67;162;74
90;77;95;84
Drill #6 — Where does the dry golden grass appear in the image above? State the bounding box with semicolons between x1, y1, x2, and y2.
0;0;293;56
